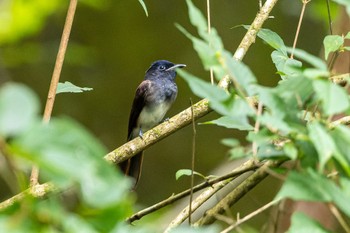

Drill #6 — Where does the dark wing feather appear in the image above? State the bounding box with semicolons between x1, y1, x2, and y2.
127;80;151;140
120;80;151;188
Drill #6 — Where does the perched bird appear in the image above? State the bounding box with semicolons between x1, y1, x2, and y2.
119;60;186;187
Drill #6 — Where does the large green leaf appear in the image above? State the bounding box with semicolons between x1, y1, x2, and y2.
271;50;302;79
11;117;131;208
276;75;314;107
255;28;287;55
313;80;350;116
286;47;327;71
276;169;350;217
204;116;254;131
256;86;301;134
307;121;336;171
330;125;350;174
0;82;40;137
176;24;226;80
221;51;257;96
323;35;344;60
288;212;332;233
177;69;236;116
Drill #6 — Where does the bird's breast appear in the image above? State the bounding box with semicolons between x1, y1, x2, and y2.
138;101;172;131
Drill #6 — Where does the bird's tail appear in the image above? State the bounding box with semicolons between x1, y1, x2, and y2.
119;151;144;188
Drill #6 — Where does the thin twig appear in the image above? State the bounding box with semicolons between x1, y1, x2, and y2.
290;0;310;59
207;0;214;84
189;98;196;224
252;102;263;159
220;200;279;233
29;0;78;187
325;0;333;35
328;203;350;233
0;182;55;210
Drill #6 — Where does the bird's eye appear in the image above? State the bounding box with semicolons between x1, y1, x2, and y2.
159;65;166;70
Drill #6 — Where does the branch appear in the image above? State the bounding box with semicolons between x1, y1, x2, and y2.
30;0;78;187
193;160;283;226
127;159;261;223
0;183;55;210
220;199;279;233
163;159;260;232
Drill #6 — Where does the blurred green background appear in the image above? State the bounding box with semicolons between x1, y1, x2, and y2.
0;0;335;208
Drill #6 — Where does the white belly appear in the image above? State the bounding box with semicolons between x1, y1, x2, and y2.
139;102;170;129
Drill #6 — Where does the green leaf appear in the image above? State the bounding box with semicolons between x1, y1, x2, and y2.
0;1;61;44
228;146;247;159
176;169;206;180
221;51;257;95
288;212;332;233
313;80;350;116
137;0;148;17
330;125;350;175
176;24;226;80
276;75;314;107
257;86;302;134
323;35;344;60
307;121;336;171
271;50;302;79
177;69;236;116
283;142;298;160
221;138;240;147
11;117;131;208
257;144;285;159
255;27;287;55
56;81;93;94
286;47;327;71
276;169;350;217
345;31;350;39
186;0;207;38
204;116;254;131
0;83;40;137
303;68;329;79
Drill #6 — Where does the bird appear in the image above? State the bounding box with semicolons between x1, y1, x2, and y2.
119;60;186;188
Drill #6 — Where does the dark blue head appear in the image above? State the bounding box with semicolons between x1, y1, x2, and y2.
145;60;186;80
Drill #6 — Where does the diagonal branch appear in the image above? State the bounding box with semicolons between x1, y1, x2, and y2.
193;160;283;226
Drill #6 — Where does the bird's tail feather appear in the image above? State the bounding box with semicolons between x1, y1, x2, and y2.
119;152;144;188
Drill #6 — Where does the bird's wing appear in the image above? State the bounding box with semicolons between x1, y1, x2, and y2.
127;80;151;140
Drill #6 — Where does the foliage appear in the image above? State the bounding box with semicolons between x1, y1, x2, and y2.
1;0;350;232
0;83;134;232
176;0;350;232
0;0;109;45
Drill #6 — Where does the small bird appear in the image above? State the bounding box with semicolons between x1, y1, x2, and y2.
119;60;186;187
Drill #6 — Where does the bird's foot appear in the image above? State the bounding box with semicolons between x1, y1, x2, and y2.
138;128;144;139
161;117;170;123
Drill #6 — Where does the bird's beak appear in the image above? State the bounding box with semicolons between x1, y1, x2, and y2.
166;64;186;71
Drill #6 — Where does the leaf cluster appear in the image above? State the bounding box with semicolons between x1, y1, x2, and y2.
176;0;350;231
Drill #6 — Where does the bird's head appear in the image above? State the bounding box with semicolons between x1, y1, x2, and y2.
145;60;186;80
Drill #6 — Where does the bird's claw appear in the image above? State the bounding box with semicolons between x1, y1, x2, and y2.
138;128;144;139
